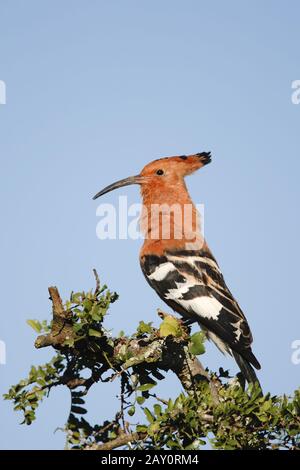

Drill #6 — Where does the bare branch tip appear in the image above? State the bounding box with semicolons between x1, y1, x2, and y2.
93;268;101;294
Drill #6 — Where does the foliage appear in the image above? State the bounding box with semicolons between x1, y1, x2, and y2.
4;274;300;450
136;384;300;450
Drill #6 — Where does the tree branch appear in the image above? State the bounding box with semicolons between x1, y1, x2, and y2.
86;412;214;450
35;286;74;349
34;285;214;395
86;432;146;451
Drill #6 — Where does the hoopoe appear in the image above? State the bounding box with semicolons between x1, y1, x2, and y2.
93;153;261;386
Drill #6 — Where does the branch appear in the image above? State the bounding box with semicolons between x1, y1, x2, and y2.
114;332;211;392
93;268;100;296
86;432;146;451
86;412;215;450
35;286;74;349
34;285;214;394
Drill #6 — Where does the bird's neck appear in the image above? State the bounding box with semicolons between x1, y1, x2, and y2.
140;179;204;256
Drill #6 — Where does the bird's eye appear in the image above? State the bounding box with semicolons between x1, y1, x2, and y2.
156;169;164;176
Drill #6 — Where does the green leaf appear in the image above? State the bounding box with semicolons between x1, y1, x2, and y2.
137;383;156;392
26;320;42;333
137;321;153;335
71;292;82;303
137;396;146;405
88;328;102;338
73;323;84;333
136;425;148;433
128;406;135;416
154;404;162;417
189;331;206;355
159;316;182;338
166;439;178;448
83;299;92;311
91;304;103;321
148;422;160;435
261;400;272;412
258;414;269;422
144;407;154;423
167;399;174;411
63;337;75;347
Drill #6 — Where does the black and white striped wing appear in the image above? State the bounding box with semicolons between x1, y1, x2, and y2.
140;249;260;370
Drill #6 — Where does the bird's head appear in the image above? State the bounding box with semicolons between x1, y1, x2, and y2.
92;152;211;200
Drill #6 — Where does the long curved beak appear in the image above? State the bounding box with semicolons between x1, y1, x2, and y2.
92;175;143;200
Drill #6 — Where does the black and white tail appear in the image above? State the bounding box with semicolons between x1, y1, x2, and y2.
232;350;262;391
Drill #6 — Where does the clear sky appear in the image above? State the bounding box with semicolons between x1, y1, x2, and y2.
1;0;299;449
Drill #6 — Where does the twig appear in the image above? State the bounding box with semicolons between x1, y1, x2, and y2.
120;374;126;432
149;393;169;406
93;269;100;295
35;286;74;349
85;432;146;451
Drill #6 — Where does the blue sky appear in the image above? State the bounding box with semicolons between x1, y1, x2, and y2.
1;0;299;449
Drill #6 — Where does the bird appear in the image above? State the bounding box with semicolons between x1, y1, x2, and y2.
93;153;261;386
